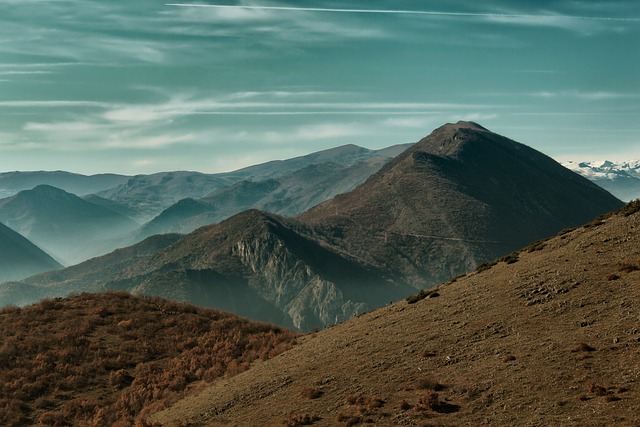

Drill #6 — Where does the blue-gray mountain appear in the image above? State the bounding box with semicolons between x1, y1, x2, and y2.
0;185;139;265
135;144;408;240
0;171;129;199
0;123;624;330
0;222;62;283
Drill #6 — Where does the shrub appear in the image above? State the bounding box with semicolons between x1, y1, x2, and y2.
301;387;323;399
589;383;608;396
414;391;460;414
572;343;596;352
499;252;519;264
282;414;321;426
619;199;640;217
618;261;640;273
416;377;444;391
406;289;439;304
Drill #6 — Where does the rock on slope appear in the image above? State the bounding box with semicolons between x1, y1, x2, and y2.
300;121;624;286
0;222;61;283
152;201;640;427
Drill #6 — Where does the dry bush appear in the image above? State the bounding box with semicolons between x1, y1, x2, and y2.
619;199;640;217
618;261;640;273
589;383;609;396
0;292;299;425
344;392;384;417
406;288;439;304
416;377;444;391
282;414;321;426
414;391;460;414
336;413;362;426
301;387;323;399
572;343;596;353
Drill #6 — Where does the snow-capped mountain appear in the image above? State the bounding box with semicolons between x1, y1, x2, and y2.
562;160;640;201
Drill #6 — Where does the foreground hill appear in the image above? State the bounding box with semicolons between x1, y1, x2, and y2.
0;292;298;427
0;222;61;282
0;185;139;265
152;201;640;427
300;121;624;286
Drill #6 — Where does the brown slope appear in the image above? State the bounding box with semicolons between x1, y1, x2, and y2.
152;201;640;427
300;121;624;286
0;292;298;427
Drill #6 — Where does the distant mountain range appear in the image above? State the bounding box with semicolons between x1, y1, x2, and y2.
0;185;139;265
0;171;129;199
2;122;623;330
135;144;408;240
563;160;640;201
0;222;62;283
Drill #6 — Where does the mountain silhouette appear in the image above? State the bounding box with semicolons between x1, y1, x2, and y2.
0;185;139;265
300;121;624;285
0;222;61;283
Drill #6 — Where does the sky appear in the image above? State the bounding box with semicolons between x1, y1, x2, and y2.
0;0;639;175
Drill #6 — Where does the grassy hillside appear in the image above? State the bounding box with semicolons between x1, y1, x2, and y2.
0;292;298;426
152;201;640;426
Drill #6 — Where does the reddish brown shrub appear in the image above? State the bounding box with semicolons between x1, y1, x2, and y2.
0;292;299;425
301;387;323;399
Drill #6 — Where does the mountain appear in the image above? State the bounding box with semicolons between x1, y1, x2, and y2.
0;222;62;283
0;185;140;265
0;233;182;307
94;171;236;222
0;170;129;199
151;201;640;427
0;292;298;427
300;121;625;286
136;154;399;240
5;210;413;331
563;160;640;201
95;145;412;224
3;122;624;332
135;144;411;240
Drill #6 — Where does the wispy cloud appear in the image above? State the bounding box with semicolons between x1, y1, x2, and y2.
165;4;640;22
529;91;640;100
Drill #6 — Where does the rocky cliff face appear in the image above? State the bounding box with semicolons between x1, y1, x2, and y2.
232;231;369;330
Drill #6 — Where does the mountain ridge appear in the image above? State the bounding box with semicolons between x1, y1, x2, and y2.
0;185;140;265
0;222;62;283
2;122;625;332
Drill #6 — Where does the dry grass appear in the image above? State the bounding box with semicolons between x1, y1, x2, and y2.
152;202;640;427
0;292;298;426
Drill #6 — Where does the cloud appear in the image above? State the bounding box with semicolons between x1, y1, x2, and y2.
529;91;640;100
165;3;640;24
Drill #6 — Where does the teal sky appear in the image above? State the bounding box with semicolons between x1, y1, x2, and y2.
1;0;639;174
